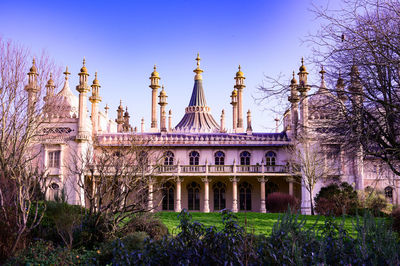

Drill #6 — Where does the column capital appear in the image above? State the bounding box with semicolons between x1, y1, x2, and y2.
174;176;184;183
286;177;296;183
201;177;211;183
257;177;267;183
230;177;240;183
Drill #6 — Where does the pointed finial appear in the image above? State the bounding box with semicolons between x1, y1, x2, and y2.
319;66;326;80
83;57;86;66
49;73;53;79
292;71;295;78
193;53;203;80
169;109;172;115
32;57;36;65
301;57;304;65
154;64;157;71
238;65;241;71
105;104;109;112
63;66;71;79
196;53;201;67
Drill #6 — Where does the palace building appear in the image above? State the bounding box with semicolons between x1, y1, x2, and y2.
26;54;399;214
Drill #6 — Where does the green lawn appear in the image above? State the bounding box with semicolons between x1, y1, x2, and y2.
156;211;357;236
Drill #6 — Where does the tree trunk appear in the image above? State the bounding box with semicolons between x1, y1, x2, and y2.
309;190;315;215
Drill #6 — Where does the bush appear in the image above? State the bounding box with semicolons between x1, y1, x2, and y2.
358;190;390;216
314;182;358;216
123;212;168;240
266;192;300;213
392;207;400;235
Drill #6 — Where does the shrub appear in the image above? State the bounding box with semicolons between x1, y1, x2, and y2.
358;190;390;216
314;182;358;216
123;212;168;240
266;192;300;213
392;207;400;235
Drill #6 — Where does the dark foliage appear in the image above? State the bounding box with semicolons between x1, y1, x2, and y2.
266;192;300;213
122;212;168;240
314;182;358;216
392;207;400;235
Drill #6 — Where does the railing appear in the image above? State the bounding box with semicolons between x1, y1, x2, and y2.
155;164;288;174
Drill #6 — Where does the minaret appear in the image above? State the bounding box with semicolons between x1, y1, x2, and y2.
149;65;160;132
89;72;102;134
275;117;279;133
115;100;124;132
104;104;109;116
246;109;252;134
297;58;310;137
76;58;91;141
230;89;238;131
220;109;225;133
168;110;172;131
288;71;299;138
234;65;246;132
25;58;39;118
141;117;145;133
123;107;131;132
43;73;56;114
158;85;168;132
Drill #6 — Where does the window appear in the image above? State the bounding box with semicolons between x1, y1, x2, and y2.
164;151;174;165
48;150;60;168
385;186;393;203
239;182;252;211
213;182;226;210
214;151;225;165
240;151;251;166
138;151;148;165
189;151;200;165
162;182;175;211
265;151;277;166
265;181;279;205
187;182;200;210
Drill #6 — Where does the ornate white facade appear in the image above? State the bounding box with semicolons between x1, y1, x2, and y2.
27;55;399;214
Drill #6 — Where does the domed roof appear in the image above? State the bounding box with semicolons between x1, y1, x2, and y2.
235;65;244;78
92;72;100;86
46;73;55;87
151;65;159;78
29;58;37;74
299;58;307;72
54;75;79;118
80;58;88;74
290;71;297;84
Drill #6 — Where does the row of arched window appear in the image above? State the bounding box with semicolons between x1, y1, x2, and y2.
163;151;278;166
162;181;280;211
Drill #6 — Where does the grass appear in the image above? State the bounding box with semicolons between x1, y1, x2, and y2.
157;211;359;236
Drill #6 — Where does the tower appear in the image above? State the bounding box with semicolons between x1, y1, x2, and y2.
234;65;246;132
288;71;299;138
336;71;347;104
89;72;102;134
246;109;252;134
149;65;160;132
76;58;91;141
230;89;238;131
158;85;168;132
115;100;124;132
25;58;39;118
297;58;310;137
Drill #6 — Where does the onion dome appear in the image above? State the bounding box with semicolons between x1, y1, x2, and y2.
160;85;167;96
151;65;159;78
290;71;297;84
54;66;79;118
231;89;238;97
80;57;88;74
299;57;307;72
92;72;100;86
29;58;38;74
236;65;244;78
46;73;55;87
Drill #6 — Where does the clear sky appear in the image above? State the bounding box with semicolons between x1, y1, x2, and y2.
0;0;333;132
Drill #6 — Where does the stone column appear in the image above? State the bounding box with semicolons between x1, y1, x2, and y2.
258;177;266;213
230;177;240;212
175;177;182;212
202;177;210;213
287;177;294;196
148;177;154;212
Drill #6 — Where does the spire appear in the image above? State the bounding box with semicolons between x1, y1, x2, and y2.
193;53;203;80
104;104;109;115
318;66;328;92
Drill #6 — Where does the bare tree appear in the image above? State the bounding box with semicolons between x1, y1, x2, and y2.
67;136;166;238
288;139;333;215
0;37;61;257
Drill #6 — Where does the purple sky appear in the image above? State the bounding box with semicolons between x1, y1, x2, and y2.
0;0;337;132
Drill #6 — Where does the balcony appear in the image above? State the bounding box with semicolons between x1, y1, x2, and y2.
154;164;288;175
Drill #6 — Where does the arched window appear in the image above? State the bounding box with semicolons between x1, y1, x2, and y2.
214;151;225;165
240;151;251;166
187;182;201;210
162;182;175;211
189;151;200;165
385;186;393;203
164;151;174;165
138;151;148;165
213;182;226;210
265;151;277;166
239;182;252;211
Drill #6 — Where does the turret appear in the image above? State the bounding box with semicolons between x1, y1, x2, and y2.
336;71;347;104
149;65;160;132
115;100;124;132
234;65;246;132
168;110;172;131
76;58;91;141
25;58;39;118
288;71;299;137
220;109;225;133
158;85;168;132
89;72;102;134
43;73;56;114
123;107;132;132
297;58;310;136
246;109;252;134
230;89;238;131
